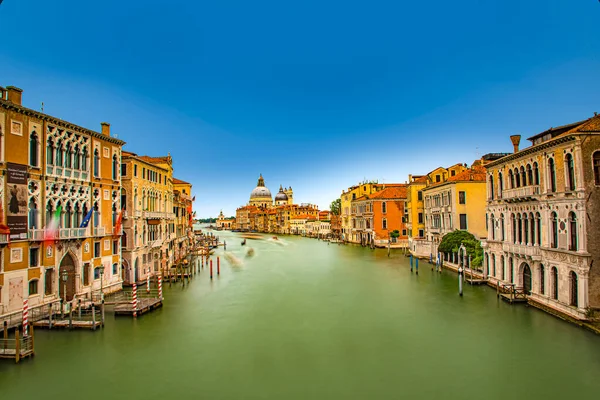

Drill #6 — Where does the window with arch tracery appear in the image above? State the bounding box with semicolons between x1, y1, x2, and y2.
565;153;575;191
548;158;557;192
550;212;558;249
93;149;100;177
569;212;578;251
29;131;40;167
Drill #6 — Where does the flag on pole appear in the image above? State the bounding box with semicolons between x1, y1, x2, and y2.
113;208;124;236
44;205;62;242
80;208;94;228
192;196;196;202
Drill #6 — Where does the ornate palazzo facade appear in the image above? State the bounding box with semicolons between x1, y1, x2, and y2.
0;85;124;316
483;115;600;320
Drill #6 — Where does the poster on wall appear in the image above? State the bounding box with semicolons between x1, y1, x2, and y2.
6;162;28;240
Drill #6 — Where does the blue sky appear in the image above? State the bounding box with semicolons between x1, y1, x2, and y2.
1;0;599;217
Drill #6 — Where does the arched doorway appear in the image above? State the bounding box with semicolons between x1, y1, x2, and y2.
59;253;77;301
570;271;578;307
522;263;532;295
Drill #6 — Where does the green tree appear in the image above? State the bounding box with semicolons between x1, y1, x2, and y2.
330;198;341;215
438;230;483;267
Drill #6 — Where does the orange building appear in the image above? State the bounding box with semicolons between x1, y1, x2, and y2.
370;186;408;246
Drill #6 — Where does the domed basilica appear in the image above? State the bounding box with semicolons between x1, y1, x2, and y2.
248;174;293;208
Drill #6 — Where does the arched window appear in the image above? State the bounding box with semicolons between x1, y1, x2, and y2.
134;226;138;247
514;168;520;187
56;140;63;166
500;255;505;280
112;154;118;180
536;212;542;246
28;198;38;229
382;218;387;229
548;158;557;192
74;145;81;170
490;214;495;240
500;214;505;241
517;214;522;244
570;271;578;307
382;201;387;213
533;162;540;185
82;147;89;171
512;213;517;244
539;264;545;295
552;267;558;300
569;212;578;251
489;175;494;200
509;257;514;283
523;213;529;245
529;212;535;245
74;203;81;228
65;202;73;229
47;138;54;166
93;149;100;177
565;153;575;191
508;170;514;189
492;254;496;277
29;131;39;167
93;202;100;228
551;212;558;248
594;151;600;185
65;145;72;169
520;166;526;187
526;164;533;186
498;172;503;198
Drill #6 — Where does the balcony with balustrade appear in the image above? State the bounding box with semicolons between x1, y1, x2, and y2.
501;185;540;202
502;242;542;260
29;227;89;241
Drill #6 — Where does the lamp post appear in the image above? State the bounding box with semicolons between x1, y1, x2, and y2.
61;270;68;318
99;268;104;301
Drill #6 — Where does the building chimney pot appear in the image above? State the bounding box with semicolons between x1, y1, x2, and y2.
6;86;23;105
510;135;521;153
101;122;110;136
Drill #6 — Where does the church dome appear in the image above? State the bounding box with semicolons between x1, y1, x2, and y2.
250;174;272;199
275;185;288;201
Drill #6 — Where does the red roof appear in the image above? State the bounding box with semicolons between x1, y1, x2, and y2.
447;165;486;182
370;186;408;200
173;177;190;185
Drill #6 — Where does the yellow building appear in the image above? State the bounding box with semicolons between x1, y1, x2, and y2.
419;156;506;258
0;85;125;317
340;182;387;241
121;152;175;284
406;175;427;244
173;178;194;262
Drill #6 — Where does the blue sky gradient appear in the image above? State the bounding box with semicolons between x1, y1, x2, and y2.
1;1;599;217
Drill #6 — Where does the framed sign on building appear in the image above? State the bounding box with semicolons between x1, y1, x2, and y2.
6;163;28;240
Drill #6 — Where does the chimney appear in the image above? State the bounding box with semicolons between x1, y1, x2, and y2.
6;86;23;105
101;122;110;136
510;135;521;153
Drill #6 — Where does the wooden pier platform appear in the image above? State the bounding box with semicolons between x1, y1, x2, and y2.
114;298;162;316
0;327;35;363
33;319;103;330
467;278;488;285
499;293;528;304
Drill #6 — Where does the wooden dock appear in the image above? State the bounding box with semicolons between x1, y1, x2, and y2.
467;278;488;285
0;327;35;363
499;293;528;304
32;303;104;330
114;298;163;316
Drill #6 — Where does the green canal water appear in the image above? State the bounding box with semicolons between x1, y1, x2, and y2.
2;232;600;399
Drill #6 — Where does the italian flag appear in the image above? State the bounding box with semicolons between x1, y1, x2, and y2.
44;205;62;242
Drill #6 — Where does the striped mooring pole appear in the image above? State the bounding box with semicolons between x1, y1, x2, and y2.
23;299;29;336
132;283;138;318
158;275;163;300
